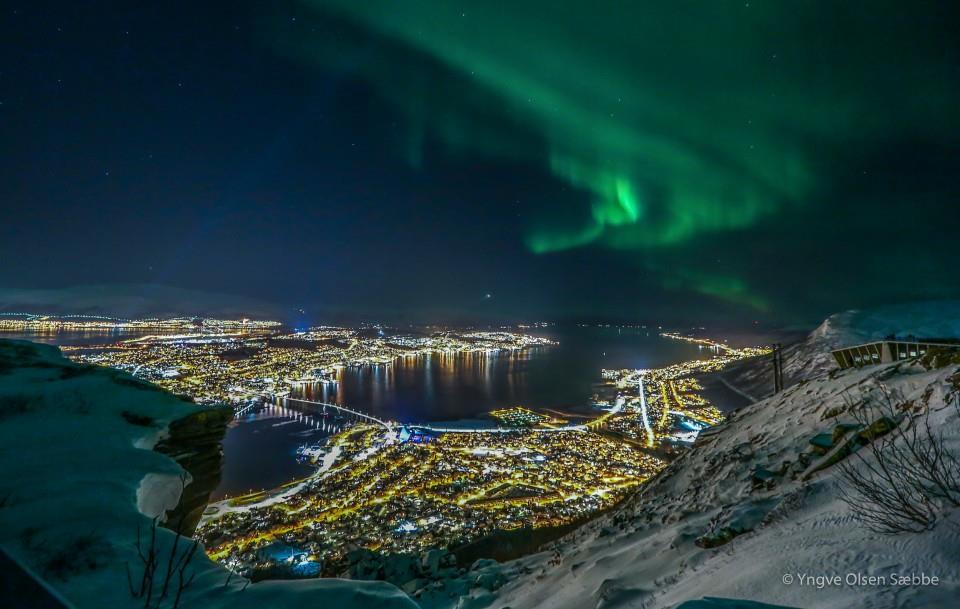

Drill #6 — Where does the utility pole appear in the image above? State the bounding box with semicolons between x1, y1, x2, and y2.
778;344;784;392
772;343;784;393
772;344;779;393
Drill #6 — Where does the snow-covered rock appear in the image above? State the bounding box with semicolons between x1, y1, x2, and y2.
344;547;513;608
137;472;191;520
0;340;415;609
791;300;960;380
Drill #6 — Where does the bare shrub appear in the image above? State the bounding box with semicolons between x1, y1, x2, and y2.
42;533;110;580
127;516;200;609
14;525;111;580
838;387;960;534
0;394;40;420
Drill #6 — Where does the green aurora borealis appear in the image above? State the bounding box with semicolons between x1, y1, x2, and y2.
284;1;959;318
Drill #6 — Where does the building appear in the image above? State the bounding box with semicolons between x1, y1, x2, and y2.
831;339;960;369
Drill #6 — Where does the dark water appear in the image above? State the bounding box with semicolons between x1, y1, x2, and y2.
300;327;709;423
212;402;342;500
0;329;175;346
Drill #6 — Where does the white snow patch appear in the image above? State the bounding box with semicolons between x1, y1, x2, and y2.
136;472;189;521
132;426;168;450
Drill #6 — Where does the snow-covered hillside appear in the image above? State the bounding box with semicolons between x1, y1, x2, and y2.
715;300;960;402
0;340;415;609
459;304;960;609
788;300;960;381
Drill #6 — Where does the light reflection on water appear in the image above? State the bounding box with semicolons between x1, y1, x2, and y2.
212;401;347;500
0;328;177;346
298;348;537;424
296;328;711;424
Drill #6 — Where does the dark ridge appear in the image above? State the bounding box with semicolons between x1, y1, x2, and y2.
154;407;234;536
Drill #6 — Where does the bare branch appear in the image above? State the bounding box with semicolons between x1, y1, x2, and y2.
127;513;201;609
837;387;960;534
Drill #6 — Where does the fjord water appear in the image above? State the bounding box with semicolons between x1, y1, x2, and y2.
214;326;712;498
213;402;332;500
305;326;709;422
0;328;179;345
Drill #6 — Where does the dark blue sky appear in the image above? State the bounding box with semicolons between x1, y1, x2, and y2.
3;1;959;325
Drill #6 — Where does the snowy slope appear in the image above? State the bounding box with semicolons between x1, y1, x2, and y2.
0;340;416;609
715;300;960;402
789;300;960;380
459;305;960;609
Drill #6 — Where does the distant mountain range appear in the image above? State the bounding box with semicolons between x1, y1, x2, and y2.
0;284;287;320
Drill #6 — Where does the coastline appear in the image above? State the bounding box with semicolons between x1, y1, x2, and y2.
200;442;346;525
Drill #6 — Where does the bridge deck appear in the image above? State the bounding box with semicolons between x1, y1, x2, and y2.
247;395;593;433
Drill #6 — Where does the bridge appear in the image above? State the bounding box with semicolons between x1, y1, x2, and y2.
233;399;346;435
271;396;394;430
240;395;592;434
234;400;262;417
411;423;587;433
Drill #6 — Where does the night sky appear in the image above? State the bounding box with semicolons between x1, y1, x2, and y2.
3;1;959;325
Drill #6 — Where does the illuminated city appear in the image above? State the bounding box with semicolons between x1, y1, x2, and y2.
198;422;665;578
55;319;766;580
29;316;769;579
0;313;281;333
62;324;555;406
599;336;770;446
